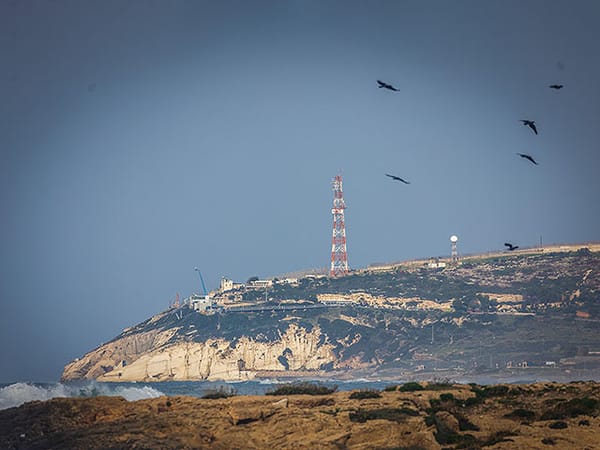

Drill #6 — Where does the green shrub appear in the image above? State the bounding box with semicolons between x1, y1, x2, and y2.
464;396;484;407
349;389;382;400
424;414;435;426
399;382;425;392
456;413;480;431
504;408;536;421
541;397;599;420
433;431;478;447
384;385;398;392
470;384;511;400
548;421;568;429
480;385;509;397
265;381;337;396
429;398;440;408
439;393;455;402
541;437;556;445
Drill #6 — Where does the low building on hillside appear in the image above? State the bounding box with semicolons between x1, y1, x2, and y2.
247;279;273;289
427;258;447;269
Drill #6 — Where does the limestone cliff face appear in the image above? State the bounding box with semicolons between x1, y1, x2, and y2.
62;323;181;381
62;322;338;382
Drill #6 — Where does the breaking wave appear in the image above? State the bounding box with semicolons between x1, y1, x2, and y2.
0;381;165;410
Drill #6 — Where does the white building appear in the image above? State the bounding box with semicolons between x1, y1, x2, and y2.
220;277;244;292
248;279;273;289
188;294;220;314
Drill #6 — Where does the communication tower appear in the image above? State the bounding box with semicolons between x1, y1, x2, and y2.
330;175;349;277
450;235;459;262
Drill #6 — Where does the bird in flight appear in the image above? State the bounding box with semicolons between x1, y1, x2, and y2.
504;243;519;251
385;173;410;184
520;120;538;135
549;84;564;90
516;153;538;165
377;80;400;92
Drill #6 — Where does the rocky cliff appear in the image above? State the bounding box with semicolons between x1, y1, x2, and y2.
63;322;336;382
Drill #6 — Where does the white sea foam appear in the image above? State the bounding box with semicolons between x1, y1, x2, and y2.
257;378;283;384
106;385;165;401
0;382;69;410
0;381;165;410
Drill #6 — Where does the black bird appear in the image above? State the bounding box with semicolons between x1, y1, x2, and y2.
516;153;538;165
504;243;519;251
377;80;400;92
385;173;410;184
520;119;538;135
549;84;564;90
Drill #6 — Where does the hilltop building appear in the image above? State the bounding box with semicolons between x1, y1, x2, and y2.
220;277;244;292
248;279;273;289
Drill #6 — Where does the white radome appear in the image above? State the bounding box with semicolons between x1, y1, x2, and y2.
450;235;459;243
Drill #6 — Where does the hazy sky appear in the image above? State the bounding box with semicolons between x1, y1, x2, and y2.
1;0;599;382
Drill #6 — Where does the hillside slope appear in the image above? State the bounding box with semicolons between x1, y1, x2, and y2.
62;246;600;382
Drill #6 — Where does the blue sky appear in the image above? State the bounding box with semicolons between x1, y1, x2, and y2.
1;0;599;382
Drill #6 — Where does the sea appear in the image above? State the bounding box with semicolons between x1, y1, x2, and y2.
0;372;569;411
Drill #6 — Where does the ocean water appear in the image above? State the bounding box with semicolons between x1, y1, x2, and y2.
0;378;394;411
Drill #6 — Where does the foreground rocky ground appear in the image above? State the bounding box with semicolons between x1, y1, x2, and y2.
1;382;599;449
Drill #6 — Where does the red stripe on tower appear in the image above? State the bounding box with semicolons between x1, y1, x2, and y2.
330;175;349;277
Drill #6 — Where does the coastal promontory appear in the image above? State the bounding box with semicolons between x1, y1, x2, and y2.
62;244;600;383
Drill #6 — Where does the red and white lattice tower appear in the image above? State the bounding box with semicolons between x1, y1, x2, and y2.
330;175;349;277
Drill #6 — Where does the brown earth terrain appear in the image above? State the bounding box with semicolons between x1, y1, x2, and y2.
1;381;599;449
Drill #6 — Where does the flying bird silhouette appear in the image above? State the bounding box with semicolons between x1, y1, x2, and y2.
549;84;564;90
520;120;538;135
504;243;519;251
516;153;538;165
377;80;400;92
385;173;410;184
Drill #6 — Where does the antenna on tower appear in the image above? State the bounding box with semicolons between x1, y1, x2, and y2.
330;174;349;277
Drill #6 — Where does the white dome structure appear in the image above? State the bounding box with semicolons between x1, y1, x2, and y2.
450;235;459;262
